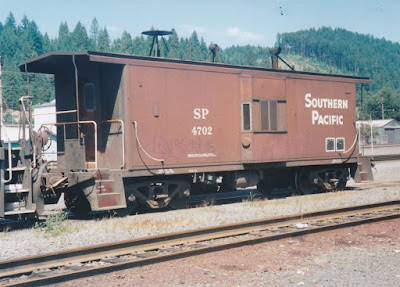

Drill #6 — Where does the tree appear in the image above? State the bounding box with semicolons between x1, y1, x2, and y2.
132;35;147;56
71;22;90;51
97;27;110;51
188;31;202;61
118;31;133;54
42;33;52;53
4;12;16;31
58;22;71;50
364;87;400;120
26;20;43;56
167;28;180;59
89;18;99;49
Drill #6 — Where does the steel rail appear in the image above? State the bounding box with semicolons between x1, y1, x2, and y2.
1;200;399;286
371;154;400;161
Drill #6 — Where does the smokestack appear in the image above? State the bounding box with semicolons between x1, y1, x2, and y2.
209;43;220;62
268;47;295;71
269;47;281;69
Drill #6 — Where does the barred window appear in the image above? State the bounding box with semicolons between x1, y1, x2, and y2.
254;99;286;132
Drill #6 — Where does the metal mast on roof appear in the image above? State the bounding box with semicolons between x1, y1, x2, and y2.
142;30;172;57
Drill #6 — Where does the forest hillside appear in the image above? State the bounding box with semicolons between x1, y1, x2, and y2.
0;13;399;120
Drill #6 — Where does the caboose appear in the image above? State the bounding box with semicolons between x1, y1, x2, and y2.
17;51;371;216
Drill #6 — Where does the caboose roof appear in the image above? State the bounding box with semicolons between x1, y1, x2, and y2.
19;50;371;83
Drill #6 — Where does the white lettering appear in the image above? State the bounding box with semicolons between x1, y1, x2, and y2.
201;108;209;119
328;99;333;109
194;108;201;119
192;126;212;135
312;110;319;125
310;110;345;126
305;93;349;126
305;93;312;108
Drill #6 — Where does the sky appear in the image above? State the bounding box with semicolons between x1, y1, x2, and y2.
0;0;399;49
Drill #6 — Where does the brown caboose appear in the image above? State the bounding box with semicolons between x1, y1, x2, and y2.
20;51;371;215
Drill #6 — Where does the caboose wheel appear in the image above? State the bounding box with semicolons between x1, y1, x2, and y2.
296;169;317;195
64;189;91;216
111;200;138;217
256;179;272;197
169;196;189;209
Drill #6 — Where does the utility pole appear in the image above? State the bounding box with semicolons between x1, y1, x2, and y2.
381;98;385;119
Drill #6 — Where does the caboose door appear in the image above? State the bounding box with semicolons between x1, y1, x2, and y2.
240;74;288;163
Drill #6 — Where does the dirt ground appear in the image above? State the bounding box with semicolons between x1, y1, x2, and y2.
60;218;400;287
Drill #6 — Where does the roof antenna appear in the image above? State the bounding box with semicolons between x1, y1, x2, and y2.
269;47;294;71
142;29;172;57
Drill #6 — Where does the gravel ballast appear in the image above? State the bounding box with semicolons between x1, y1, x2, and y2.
1;160;399;264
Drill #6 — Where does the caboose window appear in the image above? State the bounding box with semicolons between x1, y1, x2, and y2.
257;99;285;132
84;83;96;112
336;138;345;151
242;103;251;131
326;138;335;152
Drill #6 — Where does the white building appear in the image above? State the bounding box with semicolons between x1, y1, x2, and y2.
34;100;57;161
357;119;400;145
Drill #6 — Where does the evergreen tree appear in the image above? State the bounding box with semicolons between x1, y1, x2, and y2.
27;20;43;56
132;35;147;56
4;12;16;31
71;22;90;51
89;18;99;49
188;31;202;61
57;22;71;50
364;87;400;121
97;27;110;51
42;33;52;53
167;28;180;59
0;24;18;59
118;31;133;54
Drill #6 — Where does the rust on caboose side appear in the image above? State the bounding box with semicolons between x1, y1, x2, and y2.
19;51;371;213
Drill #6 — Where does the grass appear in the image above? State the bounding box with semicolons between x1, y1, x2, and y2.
35;211;79;237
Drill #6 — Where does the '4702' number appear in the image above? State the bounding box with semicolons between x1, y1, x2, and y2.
192;126;212;136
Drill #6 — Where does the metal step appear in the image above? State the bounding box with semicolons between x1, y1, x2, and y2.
6;166;27;172
4;184;30;194
354;156;374;183
5;209;36;216
4;202;27;213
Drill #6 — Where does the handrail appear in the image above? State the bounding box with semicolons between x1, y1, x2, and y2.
19;96;36;168
132;121;164;162
34;109;77;116
4;141;13;184
40;121;98;170
1;113;14;183
104;119;125;169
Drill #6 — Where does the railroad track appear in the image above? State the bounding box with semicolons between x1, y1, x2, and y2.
1;200;399;287
370;154;400;161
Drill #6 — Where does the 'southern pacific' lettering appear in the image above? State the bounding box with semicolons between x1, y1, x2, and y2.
305;93;347;125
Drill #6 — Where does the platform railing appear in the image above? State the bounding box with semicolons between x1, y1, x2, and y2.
40;120;98;170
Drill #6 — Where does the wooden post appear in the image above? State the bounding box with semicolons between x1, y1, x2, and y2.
0;56;4;217
0;56;2;136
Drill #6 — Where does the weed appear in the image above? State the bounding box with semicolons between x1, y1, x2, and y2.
0;227;10;238
35;211;76;237
247;191;255;202
197;200;215;208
